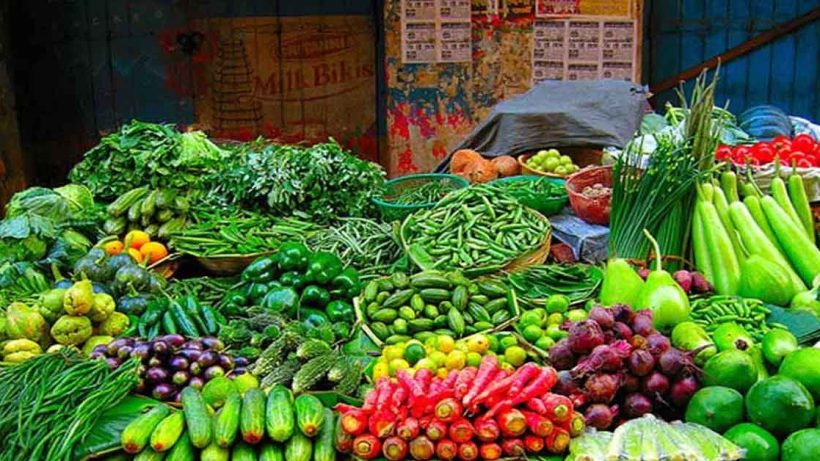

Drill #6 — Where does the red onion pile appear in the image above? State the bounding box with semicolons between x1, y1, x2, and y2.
548;306;701;429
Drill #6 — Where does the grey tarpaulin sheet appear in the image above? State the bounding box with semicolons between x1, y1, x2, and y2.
550;211;609;263
435;80;647;172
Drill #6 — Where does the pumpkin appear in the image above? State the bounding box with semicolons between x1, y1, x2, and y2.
451;149;498;183
491;156;520;177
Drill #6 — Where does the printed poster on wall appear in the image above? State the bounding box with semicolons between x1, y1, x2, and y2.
401;0;471;63
536;0;633;17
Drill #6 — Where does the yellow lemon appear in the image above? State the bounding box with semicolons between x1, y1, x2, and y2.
388;358;410;376
437;367;449;379
415;358;438;372
504;346;527;367
467;334;490;354
445;350;467;370
429;350;447;367
373;361;390;380
437;335;455;353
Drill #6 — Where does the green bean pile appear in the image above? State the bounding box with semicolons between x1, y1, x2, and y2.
0;351;140;460
307;217;403;279
690;295;787;341
404;185;551;273
167;276;238;305
384;180;459;205
495;178;566;199
170;209;320;256
507;264;603;306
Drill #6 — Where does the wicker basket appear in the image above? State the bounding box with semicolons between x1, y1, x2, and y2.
148;254;182;279
519;147;603;178
196;252;273;275
400;210;552;276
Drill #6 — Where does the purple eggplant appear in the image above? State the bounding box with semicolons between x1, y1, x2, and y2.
198;351;218;368
131;343;152;361
169;356;189;371
178;349;202;362
105;357;121;370
89;351;105;360
92;344;108;355
172;392;182;403
202;337;225;351
172;370;190;386
233;356;250;368
152;383;176;401
190;362;202;376
184;340;203;351
218;354;234;370
204;365;226;380
146;367;169;384
117;346;133;360
148;357;163;368
233;367;247;376
188;377;205;391
152;341;170;356
161;334;186;348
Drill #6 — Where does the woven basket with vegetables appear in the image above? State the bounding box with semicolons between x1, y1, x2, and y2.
400;184;552;277
373;173;469;222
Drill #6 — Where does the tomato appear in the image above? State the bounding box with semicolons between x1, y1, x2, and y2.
747;157;761;166
796;158;813;168
804;154;818;167
771;136;792;152
751;144;775;163
792;134;816;155
715;145;733;161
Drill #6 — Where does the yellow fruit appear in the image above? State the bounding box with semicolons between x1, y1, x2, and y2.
547;313;565;325
124;230;150;250
455;342;469;353
467;335;490;354
232;373;259;396
102;240;124;256
126;248;143;263
437;368;449;379
384;345;405;361
373;361;390;380
437;335;455;353
501;362;516;373
466;351;482;367
415;358;437;372
388;358;410;376
429;351;447;367
445;350;466;370
424;336;439;350
505;346;527;367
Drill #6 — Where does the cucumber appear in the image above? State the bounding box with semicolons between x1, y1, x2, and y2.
133;447;165;461
150;411;186;452
232;441;259;461
266;384;295;442
285;431;313;461
294;393;325;437
259;442;285;461
241;388;266;444
201;440;230;461
419;288;451;303
381;289;415;310
165;431;195;461
313;409;336;461
181;387;212;448
122;404;170;453
410;272;452;289
451;286;469;310
215;392;241;447
477;281;507;298
447;307;466;336
170;303;199;337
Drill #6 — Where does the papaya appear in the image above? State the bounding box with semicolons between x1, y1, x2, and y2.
684;386;744;433
746;376;815;437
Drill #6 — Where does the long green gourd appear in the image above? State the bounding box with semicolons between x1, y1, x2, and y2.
761;196;820;286
788;173;815;244
698;195;741;296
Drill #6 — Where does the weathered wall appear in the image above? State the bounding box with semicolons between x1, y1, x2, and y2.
0;2;28;205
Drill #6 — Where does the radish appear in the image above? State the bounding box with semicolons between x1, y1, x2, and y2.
525;397;547;415
478;443;502;461
669;375;698;407
473;417;500;442
571;341;631;376
610;304;634;323
448;418;474;443
588;306;615;328
397;417;420;441
646;333;671;357
425;419;447;441
522;410;553;437
547;340;575;370
583;404;617;429
627;349;655;376
340;408;368;435
462;355;499;408
383;436;408;461
496;408;527;437
542;394;573;423
583;373;620;403
623;392;652;418
568;320;605;354
335;415;354;452
435;398;463;423
546;428;571;454
611;321;634;341
563;412;586;436
500;439;525;457
457;441;479;461
641;371;670;395
630;311;655;336
524;434;545;453
368;410;397;438
454;367;477;400
673;270;692;293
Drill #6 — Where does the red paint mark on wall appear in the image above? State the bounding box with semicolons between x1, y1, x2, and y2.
398;147;420;173
390;104;411;139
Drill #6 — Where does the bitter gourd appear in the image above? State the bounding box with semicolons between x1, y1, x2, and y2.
292;353;337;394
296;339;331;361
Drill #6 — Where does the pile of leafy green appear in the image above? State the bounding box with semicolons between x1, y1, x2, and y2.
68;121;227;200
209;140;385;223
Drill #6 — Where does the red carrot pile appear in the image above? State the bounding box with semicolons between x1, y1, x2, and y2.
335;356;583;461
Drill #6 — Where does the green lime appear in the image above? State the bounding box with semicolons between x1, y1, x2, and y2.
232;373;259;396
499;335;518;350
724;423;779;461
505;346;527;367
487;334;500;353
535;336;555;351
202;377;238;408
546;324;568;341
547;313;564;325
466;351;482;367
519;309;545;327
546;295;570;314
565;309;588;323
404;343;426;366
522;324;543;343
684;386;745;433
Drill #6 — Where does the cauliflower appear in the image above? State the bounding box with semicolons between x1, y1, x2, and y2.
98;312;129;336
2;338;42;363
50;315;92;346
88;293;115;322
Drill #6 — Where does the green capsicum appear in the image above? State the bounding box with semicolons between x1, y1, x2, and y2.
300;285;331;308
326;300;354;323
331;267;362;298
305;252;344;284
223;289;248;307
261;287;300;315
246;282;272;302
332;321;351;339
299;308;331;330
278;242;309;271
241;254;280;283
279;271;308;289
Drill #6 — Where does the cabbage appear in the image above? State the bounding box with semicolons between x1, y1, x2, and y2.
54;184;95;213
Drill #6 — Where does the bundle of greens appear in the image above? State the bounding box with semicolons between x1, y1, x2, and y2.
68;121;226;200
306;217;403;279
610;71;721;264
204;140;385;223
0;351;139;461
